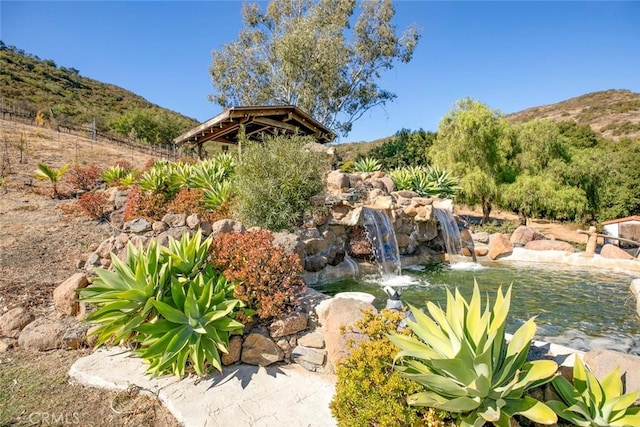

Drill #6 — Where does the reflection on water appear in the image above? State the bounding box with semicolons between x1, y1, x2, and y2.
315;261;640;355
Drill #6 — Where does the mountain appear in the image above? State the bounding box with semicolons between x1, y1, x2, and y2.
0;42;198;141
506;89;640;141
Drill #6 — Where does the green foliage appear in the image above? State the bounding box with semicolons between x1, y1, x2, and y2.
547;357;640;426
352;156;382;172
367;128;435;169
34;162;70;198
101;165;129;187
429;99;514;223
331;308;456;427
80;232;245;378
210;0;420;136
232;134;326;231
472;220;519;236
338;160;355;173
389;283;558;427
210;229;305;322
389;166;460;198
110;108;191;145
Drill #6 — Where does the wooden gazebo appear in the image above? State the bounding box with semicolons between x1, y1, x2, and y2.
173;105;335;158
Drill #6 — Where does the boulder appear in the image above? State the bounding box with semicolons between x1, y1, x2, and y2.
124;218;152;233
186;214;201;230
273;231;305;261
600;244;635;260
472;232;490;244
53;273;89;316
241;332;284;366
0;338;15;352
510;226;545;247
269;312;309;339
297;331;325;349
488;233;513;260
162;213;187;228
326;171;350;191
525;240;575;252
369;176;394;194
152;220;169;233
18;318;68;351
62;324;89;350
584;349;640;400
210;219;246;236
316;297;376;369
305;254;328;272
221;335;243;366
631;279;640;318
474;246;489;257
371;195;394;210
0;307;34;338
304;237;328;256
292;346;326;372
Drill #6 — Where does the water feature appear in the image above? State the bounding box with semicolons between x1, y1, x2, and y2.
361;207;401;279
432;207;478;264
316;261;640;355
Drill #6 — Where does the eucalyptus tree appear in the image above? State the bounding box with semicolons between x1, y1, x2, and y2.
209;0;420;136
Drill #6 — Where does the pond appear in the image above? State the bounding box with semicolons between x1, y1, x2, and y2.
314;261;640;355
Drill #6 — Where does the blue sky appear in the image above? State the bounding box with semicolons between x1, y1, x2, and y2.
2;1;639;143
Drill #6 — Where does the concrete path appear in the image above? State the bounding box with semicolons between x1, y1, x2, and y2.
69;348;337;427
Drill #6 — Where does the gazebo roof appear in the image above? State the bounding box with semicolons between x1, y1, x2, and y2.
173;105;335;147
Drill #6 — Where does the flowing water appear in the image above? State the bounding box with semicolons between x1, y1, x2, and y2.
361;207;401;278
316;261;640;355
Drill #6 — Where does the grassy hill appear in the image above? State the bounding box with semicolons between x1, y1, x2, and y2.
506;89;640;140
0;42;198;142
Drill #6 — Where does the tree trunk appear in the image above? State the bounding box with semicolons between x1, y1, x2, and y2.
481;199;492;224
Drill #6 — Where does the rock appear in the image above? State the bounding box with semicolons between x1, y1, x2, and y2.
371;195;394;210
525;240;575;252
199;221;213;236
413;221;438;242
392;190;419;199
152;220;169;233
18;318;68;351
488;233;513;260
631;279;640;317
585;226;598;255
269;312;309;339
95;238;115;259
474;246;489;257
166;226;190;240
273;231;305;261
241;333;284;366
186;214;201;230
297;331;325;349
472;231;490;244
53;273;89;316
210;219;246;236
316;297;376;369
109;210;125;229
124;218;152;233
162;213;187;228
0;307;34;338
0;338;15;352
221;335;243;366
326;171;350;191
600;244;634;260
369;177;394;194
304;237;328;256
305;254;328;272
333;292;376;305
584;349;640;400
510;226;545;246
292;346;326;371
63;324;89;350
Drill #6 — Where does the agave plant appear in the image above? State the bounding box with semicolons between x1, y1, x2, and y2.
389;168;413;191
547;356;640;426
353;157;382;172
389;165;460;198
80;231;246;378
34;162;70;198
101;165;128;186
389;283;558;427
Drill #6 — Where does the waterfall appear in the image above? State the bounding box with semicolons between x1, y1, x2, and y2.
361;207;401;279
433;208;465;263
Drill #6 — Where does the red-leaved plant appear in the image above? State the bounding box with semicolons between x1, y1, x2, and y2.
78;191;111;221
209;229;305;322
66;164;102;191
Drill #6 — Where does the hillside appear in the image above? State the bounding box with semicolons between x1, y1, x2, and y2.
0;42;198;141
506;89;640;141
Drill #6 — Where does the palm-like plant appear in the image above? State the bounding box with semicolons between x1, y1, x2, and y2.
547;356;640;426
353;157;382;172
34;162;70;198
389;283;558;427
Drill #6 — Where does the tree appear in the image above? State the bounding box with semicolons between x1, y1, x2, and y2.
367;128;434;169
429;99;514;223
210;0;420;136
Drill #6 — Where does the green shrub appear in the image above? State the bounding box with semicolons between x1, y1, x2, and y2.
34;162;70;198
389;283;558;427
232;134;326;231
547;356;640;426
80;231;245;378
101;165;128;187
353;156;382;172
472;219;519;235
209;229;305;322
331;308;456;427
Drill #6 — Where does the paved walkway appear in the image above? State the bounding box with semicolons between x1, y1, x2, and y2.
69;348;337;427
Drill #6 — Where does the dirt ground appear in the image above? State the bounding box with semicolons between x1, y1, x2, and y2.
0;120;179;426
0;119;586;426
